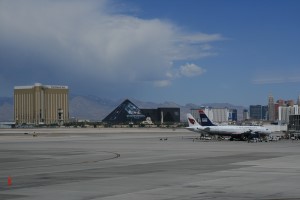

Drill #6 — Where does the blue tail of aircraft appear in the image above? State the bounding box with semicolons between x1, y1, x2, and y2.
199;110;216;126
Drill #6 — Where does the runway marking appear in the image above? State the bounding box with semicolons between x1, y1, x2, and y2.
1;151;120;170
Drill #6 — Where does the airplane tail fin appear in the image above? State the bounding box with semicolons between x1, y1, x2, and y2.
199;110;216;126
187;113;201;127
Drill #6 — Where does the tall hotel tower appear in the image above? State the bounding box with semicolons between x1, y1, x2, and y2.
268;94;275;121
14;83;69;125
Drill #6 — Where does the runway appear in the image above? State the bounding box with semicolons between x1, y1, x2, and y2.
1;128;300;200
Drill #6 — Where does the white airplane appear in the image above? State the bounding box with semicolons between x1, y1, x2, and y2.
186;110;271;140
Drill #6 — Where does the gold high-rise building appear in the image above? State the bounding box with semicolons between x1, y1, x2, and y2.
14;83;69;125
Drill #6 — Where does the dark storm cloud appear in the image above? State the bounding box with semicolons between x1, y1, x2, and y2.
0;0;222;97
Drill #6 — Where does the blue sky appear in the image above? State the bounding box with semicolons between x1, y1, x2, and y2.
1;0;300;106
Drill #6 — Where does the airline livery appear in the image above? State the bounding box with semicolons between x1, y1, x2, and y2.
186;110;271;140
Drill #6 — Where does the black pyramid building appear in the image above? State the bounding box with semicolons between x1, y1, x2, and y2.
102;99;146;124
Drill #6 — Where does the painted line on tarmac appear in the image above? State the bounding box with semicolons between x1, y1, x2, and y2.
1;151;120;170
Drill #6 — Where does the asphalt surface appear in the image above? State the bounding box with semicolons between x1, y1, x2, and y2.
0;128;300;200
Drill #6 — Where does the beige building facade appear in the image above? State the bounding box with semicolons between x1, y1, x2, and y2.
14;83;69;125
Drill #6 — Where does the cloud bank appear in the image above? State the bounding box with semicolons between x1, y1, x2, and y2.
252;70;300;85
0;0;223;97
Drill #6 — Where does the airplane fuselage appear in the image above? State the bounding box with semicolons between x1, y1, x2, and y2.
187;125;271;136
186;113;271;140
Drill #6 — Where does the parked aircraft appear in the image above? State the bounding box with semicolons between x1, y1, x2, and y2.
186;111;271;140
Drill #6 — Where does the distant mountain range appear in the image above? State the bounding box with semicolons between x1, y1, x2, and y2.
0;96;245;122
0;97;14;122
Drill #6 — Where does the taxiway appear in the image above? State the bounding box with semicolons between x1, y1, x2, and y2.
0;128;300;200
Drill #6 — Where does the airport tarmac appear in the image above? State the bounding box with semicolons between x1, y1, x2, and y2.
1;128;300;200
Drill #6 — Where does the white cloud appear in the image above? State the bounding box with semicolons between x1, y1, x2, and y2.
253;76;300;84
179;63;206;77
0;0;223;94
179;33;224;44
154;80;172;87
252;70;300;84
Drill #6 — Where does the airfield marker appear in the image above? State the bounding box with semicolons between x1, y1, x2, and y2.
8;176;12;186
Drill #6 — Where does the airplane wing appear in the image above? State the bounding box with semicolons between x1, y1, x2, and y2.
243;129;254;134
204;127;210;132
243;129;262;135
195;127;211;135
